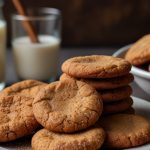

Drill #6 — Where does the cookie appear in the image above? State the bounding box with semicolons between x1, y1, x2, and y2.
0;95;39;142
32;127;105;150
33;78;102;133
103;107;135;116
0;80;47;98
100;85;132;102
99;114;150;148
61;55;131;78
103;97;133;114
122;107;135;114
60;73;134;90
125;34;150;66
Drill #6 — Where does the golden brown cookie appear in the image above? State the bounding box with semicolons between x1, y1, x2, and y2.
99;114;150;148
100;85;132;102
0;80;47;98
60;73;134;90
103;97;133;115
61;55;131;78
32;127;105;150
0;95;39;142
33;78;102;133
125;34;150;66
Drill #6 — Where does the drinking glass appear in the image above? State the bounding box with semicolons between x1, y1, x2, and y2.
12;8;61;82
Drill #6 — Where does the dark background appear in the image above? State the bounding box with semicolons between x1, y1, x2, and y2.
3;0;150;47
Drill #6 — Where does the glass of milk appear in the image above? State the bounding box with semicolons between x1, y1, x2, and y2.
0;0;6;90
12;8;61;82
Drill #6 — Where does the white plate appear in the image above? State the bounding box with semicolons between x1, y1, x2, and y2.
124;96;150;150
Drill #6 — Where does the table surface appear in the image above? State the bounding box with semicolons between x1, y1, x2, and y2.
1;47;149;149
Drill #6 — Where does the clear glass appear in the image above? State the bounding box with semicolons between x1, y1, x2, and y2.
0;0;6;90
12;8;61;82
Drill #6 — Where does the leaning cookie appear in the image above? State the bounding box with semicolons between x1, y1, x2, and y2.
0;80;47;98
125;34;150;66
60;73;134;90
33;78;103;133
32;127;105;150
62;55;131;78
0;95;39;142
99;114;150;148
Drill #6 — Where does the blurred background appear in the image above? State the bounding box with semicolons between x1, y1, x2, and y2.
3;0;150;47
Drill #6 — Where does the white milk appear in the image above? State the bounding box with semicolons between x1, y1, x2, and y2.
12;36;60;80
0;21;6;83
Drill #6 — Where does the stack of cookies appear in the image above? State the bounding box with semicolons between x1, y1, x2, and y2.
0;55;150;149
30;76;150;149
60;55;134;115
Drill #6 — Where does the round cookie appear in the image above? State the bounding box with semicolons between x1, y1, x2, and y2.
0;95;39;142
32;127;105;150
103;97;133;115
61;55;131;78
60;73;134;90
0;80;47;98
33;78;102;133
99;114;150;148
100;85;132;102
125;34;150;66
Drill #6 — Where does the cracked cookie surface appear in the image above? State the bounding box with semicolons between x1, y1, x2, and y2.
33;78;102;133
0;95;39;142
60;73;134;90
99;114;150;148
32;127;105;150
0;80;47;98
61;55;131;78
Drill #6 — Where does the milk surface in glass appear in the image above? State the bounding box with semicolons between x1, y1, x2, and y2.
13;35;60;81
